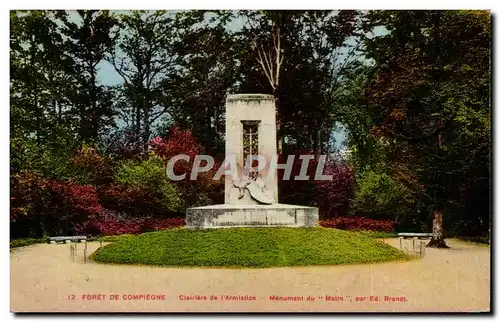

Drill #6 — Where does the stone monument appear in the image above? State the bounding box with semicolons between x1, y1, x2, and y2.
186;94;319;228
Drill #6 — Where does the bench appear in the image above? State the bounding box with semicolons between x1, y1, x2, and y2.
47;236;87;244
397;233;432;249
398;233;432;239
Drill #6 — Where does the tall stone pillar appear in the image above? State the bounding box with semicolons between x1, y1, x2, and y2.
224;94;278;204
186;93;318;229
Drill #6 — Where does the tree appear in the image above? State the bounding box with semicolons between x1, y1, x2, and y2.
10;10;80;176
237;10;361;155
11;11;58;144
108;10;177;150
59;10;118;143
162;10;362;156
168;10;238;153
361;10;491;247
242;11;285;152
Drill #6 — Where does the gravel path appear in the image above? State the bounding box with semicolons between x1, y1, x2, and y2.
10;238;490;312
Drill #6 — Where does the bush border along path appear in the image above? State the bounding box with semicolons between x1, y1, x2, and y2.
10;238;46;249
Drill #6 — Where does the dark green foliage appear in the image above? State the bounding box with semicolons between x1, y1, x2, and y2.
91;228;408;268
353;170;415;221
108;11;179;150
60;10;118;142
343;10;491;238
113;155;182;213
458;236;490;246
10;238;46;249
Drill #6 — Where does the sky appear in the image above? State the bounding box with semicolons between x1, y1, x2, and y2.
92;11;350;150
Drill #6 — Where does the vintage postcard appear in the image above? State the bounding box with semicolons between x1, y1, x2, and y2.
9;9;491;313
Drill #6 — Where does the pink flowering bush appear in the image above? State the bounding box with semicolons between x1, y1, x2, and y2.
71;144;113;187
278;151;356;219
81;213;185;236
151;126;224;208
320;217;395;232
10;173;107;238
151;126;203;160
314;159;355;219
10;170;185;238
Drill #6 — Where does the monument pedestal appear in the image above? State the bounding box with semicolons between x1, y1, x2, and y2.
186;204;318;228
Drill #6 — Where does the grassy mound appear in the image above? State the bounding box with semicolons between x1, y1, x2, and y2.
91;227;408;268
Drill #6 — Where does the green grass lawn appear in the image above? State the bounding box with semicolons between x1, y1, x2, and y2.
91;227;408;268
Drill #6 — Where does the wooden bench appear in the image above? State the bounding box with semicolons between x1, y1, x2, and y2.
47;236;87;244
398;233;432;249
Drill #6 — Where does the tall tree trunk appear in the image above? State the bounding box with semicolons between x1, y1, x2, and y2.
31;36;41;143
207;105;213;150
312;117;318;156
273;86;283;154
53;100;60;122
34;85;40;143
143;106;150;152
90;63;98;141
316;128;322;160
427;209;449;248
135;104;141;135
311;116;322;159
214;105;221;151
325;129;332;156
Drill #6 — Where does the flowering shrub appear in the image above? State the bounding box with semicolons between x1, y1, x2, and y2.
151;126;224;208
10;169;185;238
80;213;185;236
45;181;102;212
315;160;355;219
101;184;181;218
151;126;203;160
71;144;113;187
42;180;107;236
10;173;107;238
278;152;355;219
320;217;395;232
150;126;204;192
101;185;152;215
278;150;319;207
